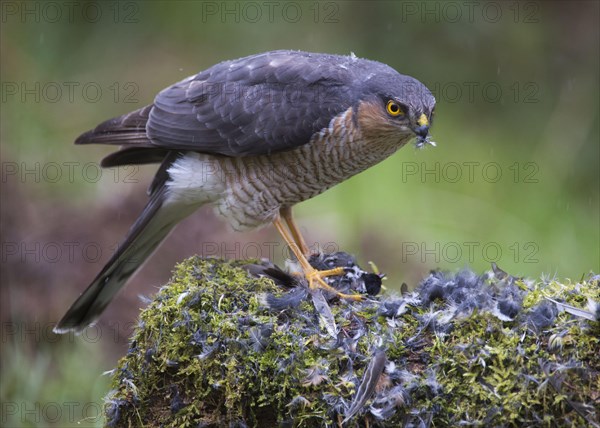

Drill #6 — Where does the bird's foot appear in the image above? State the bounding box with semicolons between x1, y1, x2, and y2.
305;267;363;301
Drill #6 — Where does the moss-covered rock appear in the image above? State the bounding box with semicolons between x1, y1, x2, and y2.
105;256;599;427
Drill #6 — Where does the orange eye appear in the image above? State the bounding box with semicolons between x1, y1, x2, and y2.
386;100;404;117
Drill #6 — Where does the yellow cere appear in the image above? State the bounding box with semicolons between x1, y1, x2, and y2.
417;113;429;127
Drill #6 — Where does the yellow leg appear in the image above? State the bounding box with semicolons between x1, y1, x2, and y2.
280;206;310;256
273;210;362;301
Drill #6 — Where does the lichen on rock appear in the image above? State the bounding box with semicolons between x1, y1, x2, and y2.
105;256;599;427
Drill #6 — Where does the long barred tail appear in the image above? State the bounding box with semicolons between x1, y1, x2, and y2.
53;186;198;333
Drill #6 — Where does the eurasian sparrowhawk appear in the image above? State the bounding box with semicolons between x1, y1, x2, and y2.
54;50;436;333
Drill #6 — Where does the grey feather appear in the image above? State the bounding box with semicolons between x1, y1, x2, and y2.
343;349;387;424
73;50;434;164
53;185;199;333
146;50;432;156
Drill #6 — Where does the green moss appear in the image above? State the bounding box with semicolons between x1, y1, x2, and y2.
105;258;599;427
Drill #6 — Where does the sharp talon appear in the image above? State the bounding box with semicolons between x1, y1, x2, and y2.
338;293;363;301
304;268;362;301
316;267;346;278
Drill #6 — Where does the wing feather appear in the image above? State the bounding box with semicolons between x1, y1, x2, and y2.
146;50;363;156
75;50;400;161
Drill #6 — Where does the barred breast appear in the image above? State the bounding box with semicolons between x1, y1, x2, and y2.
214;104;412;230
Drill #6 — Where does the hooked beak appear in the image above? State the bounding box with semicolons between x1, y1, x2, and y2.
414;113;430;138
415;124;430;139
413;113;435;148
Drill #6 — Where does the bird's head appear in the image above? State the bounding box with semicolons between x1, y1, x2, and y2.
357;71;436;148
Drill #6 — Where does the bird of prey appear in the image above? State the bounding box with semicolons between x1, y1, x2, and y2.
54;50;436;333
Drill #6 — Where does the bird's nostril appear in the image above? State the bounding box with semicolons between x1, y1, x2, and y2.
415;125;429;137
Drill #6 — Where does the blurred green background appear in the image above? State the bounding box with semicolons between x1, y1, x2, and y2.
1;1;598;426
